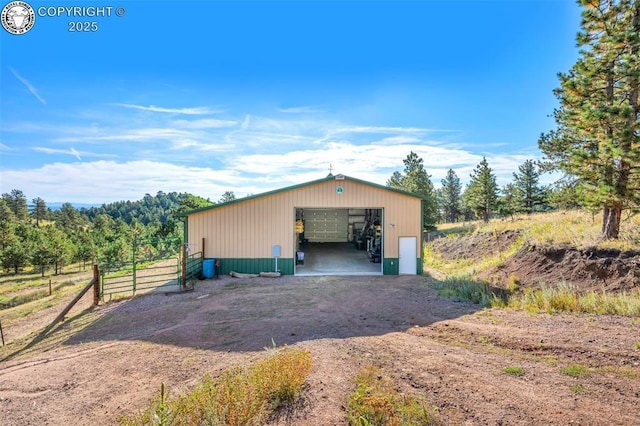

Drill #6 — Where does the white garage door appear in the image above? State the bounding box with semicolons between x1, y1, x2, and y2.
303;209;349;242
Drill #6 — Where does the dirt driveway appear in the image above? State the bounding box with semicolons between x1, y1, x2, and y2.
1;275;639;425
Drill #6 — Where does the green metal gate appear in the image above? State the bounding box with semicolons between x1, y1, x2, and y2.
101;237;190;301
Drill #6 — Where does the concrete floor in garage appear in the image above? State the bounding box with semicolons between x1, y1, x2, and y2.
294;242;382;275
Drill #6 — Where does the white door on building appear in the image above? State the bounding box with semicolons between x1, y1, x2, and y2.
398;236;417;275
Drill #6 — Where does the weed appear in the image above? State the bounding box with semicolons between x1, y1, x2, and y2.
570;384;586;394
596;366;639;378
120;347;312;425
477;336;492;344
635;342;640;350
506;275;520;292
346;365;439;426
562;364;590;377
502;366;525;376
433;276;506;307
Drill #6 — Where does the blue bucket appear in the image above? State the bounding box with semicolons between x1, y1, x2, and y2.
203;259;215;279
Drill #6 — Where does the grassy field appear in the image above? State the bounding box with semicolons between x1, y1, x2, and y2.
437;209;640;251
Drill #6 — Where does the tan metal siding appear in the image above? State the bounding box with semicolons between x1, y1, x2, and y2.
187;179;422;259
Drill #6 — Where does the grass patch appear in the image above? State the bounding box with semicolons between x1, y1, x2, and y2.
434;278;640;317
346;365;439;426
120;346;312;425
635;342;640;350
570;384;587;394
433;276;508;307
562;364;590;378
502;366;525;376
507;285;640;316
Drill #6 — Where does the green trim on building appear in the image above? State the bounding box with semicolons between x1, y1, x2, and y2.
177;175;429;217
416;258;423;275
210;258;295;276
383;258;399;275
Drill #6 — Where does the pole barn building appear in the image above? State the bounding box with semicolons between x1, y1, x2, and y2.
180;174;426;276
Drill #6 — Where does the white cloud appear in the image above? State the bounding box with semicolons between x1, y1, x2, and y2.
113;103;220;115
0;160;249;203
9;67;46;105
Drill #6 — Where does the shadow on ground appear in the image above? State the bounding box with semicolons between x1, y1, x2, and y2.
39;275;485;353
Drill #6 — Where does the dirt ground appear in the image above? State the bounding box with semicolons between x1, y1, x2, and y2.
1;274;639;425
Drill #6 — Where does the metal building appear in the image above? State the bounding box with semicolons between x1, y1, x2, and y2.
180;174;425;276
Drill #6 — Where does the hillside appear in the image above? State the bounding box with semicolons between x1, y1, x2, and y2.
426;210;640;293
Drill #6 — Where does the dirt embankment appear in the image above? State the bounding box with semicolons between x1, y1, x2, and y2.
428;231;640;292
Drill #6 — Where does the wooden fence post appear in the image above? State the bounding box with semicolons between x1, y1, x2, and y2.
49;279;52;296
1;320;4;346
93;264;100;305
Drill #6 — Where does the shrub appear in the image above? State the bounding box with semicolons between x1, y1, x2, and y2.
346;365;439;426
120;347;312;425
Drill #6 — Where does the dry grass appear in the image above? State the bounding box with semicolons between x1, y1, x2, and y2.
441;210;640;251
119;346;312;426
346;365;439;426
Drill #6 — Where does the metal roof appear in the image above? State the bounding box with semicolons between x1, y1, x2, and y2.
177;174;427;217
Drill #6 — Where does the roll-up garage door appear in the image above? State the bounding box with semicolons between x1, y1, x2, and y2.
303;209;348;242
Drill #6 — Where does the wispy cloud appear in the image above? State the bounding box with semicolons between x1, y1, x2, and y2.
241;114;251;130
0;142;12;151
334;125;456;134
70;147;82;161
279;106;324;114
9;67;46;105
32;146;115;160
170;118;238;129
113;103;220;115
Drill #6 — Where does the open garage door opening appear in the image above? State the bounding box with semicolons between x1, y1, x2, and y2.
294;208;383;275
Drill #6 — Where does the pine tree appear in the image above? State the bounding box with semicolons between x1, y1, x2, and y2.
463;157;498;223
387;151;438;229
2;189;29;221
440;169;462;223
539;0;640;239
512;159;546;214
218;191;236;203
30;197;48;226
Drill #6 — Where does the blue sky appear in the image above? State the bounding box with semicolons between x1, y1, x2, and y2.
1;0;581;204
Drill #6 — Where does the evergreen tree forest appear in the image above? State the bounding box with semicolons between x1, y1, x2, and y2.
0;190;213;275
389;154;561;226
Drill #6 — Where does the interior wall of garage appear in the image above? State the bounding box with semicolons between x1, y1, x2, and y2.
185;177;423;275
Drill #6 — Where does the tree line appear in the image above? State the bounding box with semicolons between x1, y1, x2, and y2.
0;190;217;275
387;152;558;230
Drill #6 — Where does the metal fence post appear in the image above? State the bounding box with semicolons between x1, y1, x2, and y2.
181;243;187;289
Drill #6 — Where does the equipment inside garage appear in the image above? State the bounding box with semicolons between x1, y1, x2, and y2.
294;208;383;274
